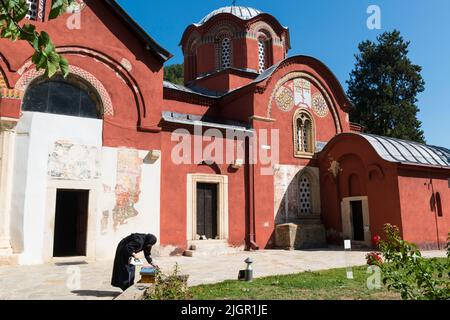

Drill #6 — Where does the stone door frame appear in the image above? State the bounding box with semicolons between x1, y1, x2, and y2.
341;196;371;246
186;174;228;241
43;180;98;263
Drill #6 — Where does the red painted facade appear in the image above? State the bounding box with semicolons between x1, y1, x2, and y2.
319;134;449;250
1;2;448;254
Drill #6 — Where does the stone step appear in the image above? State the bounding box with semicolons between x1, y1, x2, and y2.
188;240;228;251
184;247;242;257
184;240;243;257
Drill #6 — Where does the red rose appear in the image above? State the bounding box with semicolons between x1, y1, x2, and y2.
372;235;381;247
366;252;383;266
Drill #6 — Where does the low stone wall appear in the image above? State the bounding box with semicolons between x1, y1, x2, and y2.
114;283;154;300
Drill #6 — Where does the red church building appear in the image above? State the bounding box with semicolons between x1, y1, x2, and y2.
0;1;448;265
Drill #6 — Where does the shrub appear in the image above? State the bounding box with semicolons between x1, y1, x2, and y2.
145;263;191;300
376;224;450;300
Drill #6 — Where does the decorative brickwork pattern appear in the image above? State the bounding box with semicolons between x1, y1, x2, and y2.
15;66;114;116
0;72;21;99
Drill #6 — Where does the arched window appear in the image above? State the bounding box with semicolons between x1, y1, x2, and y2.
293;110;315;157
187;41;199;82
258;39;266;73
22;74;102;119
26;0;38;20
299;174;312;214
256;29;273;73
436;192;443;217
220;37;232;69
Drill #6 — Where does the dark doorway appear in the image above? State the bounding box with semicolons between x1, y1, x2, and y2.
350;200;364;241
53;190;89;257
196;183;218;240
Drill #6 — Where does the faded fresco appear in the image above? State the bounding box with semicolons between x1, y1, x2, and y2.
48;140;101;180
112;148;143;230
274;164;305;224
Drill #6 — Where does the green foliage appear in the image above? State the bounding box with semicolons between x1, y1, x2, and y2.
0;0;76;77
376;224;450;300
347;30;426;143
164;64;184;85
146;263;191;300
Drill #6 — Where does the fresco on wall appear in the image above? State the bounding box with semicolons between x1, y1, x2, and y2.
273;164;305;224
48;140;101;180
112;149;143;230
101;210;110;235
274;78;329;118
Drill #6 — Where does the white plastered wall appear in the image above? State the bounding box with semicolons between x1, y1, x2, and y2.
10;112;161;265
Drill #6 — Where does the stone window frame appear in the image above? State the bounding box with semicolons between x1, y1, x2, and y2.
293;109;316;159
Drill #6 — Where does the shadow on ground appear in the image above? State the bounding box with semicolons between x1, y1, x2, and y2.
71;290;121;298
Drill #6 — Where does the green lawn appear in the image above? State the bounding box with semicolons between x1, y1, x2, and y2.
190;265;401;300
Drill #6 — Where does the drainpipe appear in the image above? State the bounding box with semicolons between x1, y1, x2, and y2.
429;176;441;250
246;135;259;251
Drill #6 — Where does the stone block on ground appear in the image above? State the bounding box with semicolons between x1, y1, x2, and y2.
275;223;298;250
294;223;327;249
275;222;327;250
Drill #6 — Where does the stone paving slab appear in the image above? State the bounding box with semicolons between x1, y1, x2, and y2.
0;249;446;300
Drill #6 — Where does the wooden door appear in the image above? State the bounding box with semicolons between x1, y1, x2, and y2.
196;183;218;239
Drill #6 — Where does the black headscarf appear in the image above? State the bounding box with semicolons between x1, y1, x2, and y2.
144;234;157;247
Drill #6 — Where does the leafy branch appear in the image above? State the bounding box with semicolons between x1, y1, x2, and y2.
0;0;77;77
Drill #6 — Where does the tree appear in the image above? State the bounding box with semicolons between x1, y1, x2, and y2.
347;30;425;143
164;64;184;85
0;0;76;77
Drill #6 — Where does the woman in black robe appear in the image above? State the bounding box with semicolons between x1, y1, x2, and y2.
111;233;158;291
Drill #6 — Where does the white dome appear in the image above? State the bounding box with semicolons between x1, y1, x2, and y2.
198;6;262;25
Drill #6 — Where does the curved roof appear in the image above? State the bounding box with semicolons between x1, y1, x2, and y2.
361;133;450;168
163;55;352;110
197;6;262;26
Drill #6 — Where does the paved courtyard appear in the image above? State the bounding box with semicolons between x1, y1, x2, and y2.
0;249;446;300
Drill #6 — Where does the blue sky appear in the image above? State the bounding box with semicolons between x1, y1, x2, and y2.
117;0;450;148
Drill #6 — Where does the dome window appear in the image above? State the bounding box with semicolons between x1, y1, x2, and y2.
220;37;232;69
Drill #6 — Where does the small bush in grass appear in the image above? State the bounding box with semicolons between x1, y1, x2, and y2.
374;224;449;300
146;263;191;300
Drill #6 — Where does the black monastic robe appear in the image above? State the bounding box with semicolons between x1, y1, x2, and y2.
111;233;153;291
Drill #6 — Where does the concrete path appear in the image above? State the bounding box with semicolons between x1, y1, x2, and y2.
0;249;446;300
